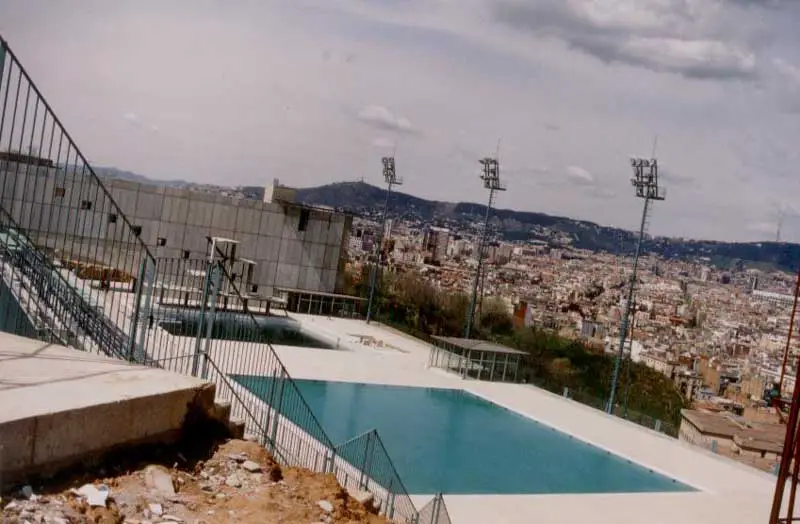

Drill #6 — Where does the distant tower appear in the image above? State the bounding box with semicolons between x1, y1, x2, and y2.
464;156;505;339
606;157;665;415
777;207;785;242
365;156;402;324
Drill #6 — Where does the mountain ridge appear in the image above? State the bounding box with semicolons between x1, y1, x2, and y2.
295;181;800;273
92;168;800;273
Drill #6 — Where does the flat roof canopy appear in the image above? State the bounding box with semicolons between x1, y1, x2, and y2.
431;336;527;356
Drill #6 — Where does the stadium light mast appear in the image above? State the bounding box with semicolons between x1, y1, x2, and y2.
365;156;401;324
464;156;505;339
606;157;665;415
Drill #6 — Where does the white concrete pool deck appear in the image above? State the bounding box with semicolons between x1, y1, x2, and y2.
278;313;780;524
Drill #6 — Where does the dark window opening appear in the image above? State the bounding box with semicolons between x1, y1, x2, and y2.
182;250;191;259
108;213;118;224
54;187;65;198
157;237;167;247
298;209;310;231
251;284;258;293
132;225;142;237
80;200;92;210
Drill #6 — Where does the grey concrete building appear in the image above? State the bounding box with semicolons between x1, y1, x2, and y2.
0;155;352;297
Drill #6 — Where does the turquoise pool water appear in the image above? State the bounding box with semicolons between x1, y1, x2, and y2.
233;377;695;495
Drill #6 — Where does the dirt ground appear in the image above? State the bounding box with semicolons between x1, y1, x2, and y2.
1;439;390;524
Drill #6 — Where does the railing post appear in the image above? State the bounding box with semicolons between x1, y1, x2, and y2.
191;263;212;377
127;258;147;362
134;257;155;363
360;431;374;490
0;39;6;94
200;262;221;380
269;369;286;455
654;419;662;433
326;447;336;474
387;477;395;520
432;493;442;523
262;366;279;450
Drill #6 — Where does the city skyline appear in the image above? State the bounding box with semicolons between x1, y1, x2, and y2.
1;0;800;241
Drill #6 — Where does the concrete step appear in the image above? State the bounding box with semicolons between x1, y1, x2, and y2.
0;332;220;489
228;417;246;440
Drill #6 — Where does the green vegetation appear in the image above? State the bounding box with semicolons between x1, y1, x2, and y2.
345;267;686;430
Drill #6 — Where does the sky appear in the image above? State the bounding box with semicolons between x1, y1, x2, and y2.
2;0;800;242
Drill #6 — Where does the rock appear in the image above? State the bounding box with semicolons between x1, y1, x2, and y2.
227;453;247;463
317;500;334;513
76;484;109;508
21;485;35;500
240;461;261;473
250;474;263;483
5;500;20;511
225;474;242;488
350;489;375;507
144;465;176;497
149;502;164;516
160;515;183;522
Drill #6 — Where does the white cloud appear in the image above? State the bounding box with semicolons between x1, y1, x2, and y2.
123;112;140;124
357;105;414;133
565;165;595;185
492;0;762;80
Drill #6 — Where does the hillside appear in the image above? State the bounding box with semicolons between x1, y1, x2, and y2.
296;181;800;272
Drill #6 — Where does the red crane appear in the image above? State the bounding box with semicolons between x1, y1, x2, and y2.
769;267;800;523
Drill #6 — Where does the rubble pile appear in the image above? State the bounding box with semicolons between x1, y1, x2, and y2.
2;440;387;524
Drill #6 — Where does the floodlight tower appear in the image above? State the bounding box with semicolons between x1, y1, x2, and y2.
464;157;505;339
365;156;401;324
606;157;665;415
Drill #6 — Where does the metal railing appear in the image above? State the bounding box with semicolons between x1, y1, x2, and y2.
0;205;136;359
0;34;449;523
331;429;417;521
131;256;424;522
417;493;451;524
551;382;678;437
0;35;156;358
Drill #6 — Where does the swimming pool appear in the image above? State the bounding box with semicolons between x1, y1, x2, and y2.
233;378;695;495
158;314;336;349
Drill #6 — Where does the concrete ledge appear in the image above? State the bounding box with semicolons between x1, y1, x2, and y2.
0;332;217;489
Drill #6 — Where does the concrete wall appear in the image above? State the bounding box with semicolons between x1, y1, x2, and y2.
0;161;352;296
678;418;735;451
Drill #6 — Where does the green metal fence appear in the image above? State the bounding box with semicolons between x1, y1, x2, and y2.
332;429;417;521
417;493;451;524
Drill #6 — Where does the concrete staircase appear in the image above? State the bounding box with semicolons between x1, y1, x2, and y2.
0;332;241;489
